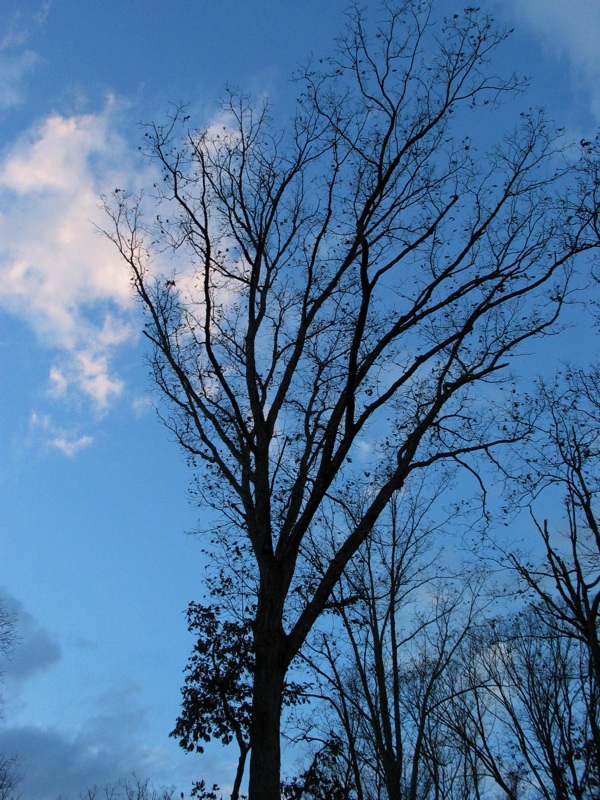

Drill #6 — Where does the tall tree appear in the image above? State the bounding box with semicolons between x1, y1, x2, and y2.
105;3;600;796
439;367;600;799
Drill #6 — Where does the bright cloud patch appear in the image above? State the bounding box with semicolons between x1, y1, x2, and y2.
0;100;141;410
49;434;94;458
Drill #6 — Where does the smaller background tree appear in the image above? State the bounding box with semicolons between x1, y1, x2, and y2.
0;601;20;800
171;600;253;800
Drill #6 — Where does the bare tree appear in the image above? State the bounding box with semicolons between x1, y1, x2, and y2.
295;475;492;800
297;488;600;800
0;607;13;664
510;368;600;676
492;366;600;795
77;775;176;800
443;607;599;800
0;754;20;800
105;2;600;796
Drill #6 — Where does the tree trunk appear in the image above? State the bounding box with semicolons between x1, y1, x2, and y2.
248;596;287;800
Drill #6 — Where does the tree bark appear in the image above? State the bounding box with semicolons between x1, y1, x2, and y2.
248;594;287;800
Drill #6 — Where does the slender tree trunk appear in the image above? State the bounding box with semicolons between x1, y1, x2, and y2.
248;588;288;800
231;743;249;800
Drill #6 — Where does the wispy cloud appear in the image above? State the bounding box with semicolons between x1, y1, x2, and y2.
508;0;600;122
48;434;94;458
0;3;44;111
1;2;51;50
34;2;51;28
0;49;38;110
0;99;143;410
29;412;93;457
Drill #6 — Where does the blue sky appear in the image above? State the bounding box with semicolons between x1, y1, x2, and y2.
0;1;599;797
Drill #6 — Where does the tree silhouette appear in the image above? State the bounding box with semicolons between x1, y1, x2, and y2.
105;3;600;796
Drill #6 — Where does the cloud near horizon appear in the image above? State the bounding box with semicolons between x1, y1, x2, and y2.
0;100;144;411
0;687;172;800
0;592;191;798
0;589;61;684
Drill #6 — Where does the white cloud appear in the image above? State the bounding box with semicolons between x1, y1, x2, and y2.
49;435;94;458
509;0;600;121
0;100;143;410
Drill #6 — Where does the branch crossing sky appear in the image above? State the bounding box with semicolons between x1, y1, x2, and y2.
0;1;599;796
